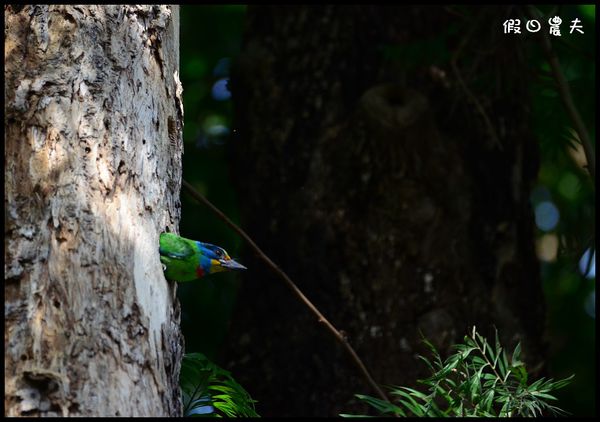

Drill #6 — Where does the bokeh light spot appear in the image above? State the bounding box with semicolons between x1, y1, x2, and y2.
535;201;560;232
211;78;231;101
184;57;208;79
578;248;596;279
536;233;559;262
557;172;580;200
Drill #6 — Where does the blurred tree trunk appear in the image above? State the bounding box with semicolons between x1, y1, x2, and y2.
4;5;184;416
226;5;545;417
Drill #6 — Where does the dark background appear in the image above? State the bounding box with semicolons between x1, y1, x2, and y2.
177;5;595;416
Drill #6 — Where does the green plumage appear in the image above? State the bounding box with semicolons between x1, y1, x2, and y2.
159;232;246;282
160;233;199;281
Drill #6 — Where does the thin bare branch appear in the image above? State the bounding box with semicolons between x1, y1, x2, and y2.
181;179;392;406
527;6;595;182
450;18;503;151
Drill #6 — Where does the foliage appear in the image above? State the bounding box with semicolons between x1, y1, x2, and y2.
180;352;259;417
342;327;573;417
525;5;595;415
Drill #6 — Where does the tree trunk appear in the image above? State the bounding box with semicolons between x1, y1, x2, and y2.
4;5;184;416
226;5;545;416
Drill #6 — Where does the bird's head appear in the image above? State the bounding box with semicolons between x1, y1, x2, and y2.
198;242;247;274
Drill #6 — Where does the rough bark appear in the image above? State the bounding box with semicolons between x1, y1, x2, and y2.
226;5;545;416
4;5;184;416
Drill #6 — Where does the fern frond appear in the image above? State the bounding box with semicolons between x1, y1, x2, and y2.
180;353;259;417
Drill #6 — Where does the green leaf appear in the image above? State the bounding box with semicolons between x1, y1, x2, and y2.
460;346;477;360
511;364;528;386
499;349;509;377
389;389;426;416
549;374;575;390
471;355;487;368
530;391;559;401
180;353;259;417
397;386;429;401
339;413;375;418
481;389;495;413
511;342;522;366
344;328;573;417
355;394;405;416
417;354;435;372
464;372;482;402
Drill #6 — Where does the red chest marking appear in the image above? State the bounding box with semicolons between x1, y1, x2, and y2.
196;266;205;278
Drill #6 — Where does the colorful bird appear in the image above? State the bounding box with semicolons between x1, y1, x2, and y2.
159;232;246;282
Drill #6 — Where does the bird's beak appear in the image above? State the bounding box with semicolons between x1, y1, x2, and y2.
220;258;247;271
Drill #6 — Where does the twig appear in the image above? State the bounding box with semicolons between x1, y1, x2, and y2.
527;6;595;182
450;18;503;151
181;179;392;406
451;61;503;151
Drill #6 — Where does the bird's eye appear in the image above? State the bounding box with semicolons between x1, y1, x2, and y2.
216;249;225;258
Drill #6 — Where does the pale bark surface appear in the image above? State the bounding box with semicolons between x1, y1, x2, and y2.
5;5;184;416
